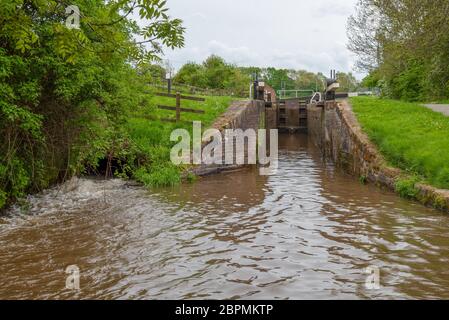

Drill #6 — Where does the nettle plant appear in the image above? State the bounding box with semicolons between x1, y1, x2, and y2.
0;0;185;208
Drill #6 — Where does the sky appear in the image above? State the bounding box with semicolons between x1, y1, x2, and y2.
159;0;362;78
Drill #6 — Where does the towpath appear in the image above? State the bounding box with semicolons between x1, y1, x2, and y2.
424;104;449;116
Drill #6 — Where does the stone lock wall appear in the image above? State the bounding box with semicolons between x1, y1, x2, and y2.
191;100;266;176
307;100;400;187
208;100;266;132
307;100;449;212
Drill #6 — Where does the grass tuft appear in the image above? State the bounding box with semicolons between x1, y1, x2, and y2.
395;177;419;199
134;165;181;188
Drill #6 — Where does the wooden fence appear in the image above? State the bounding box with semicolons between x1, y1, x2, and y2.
155;92;205;123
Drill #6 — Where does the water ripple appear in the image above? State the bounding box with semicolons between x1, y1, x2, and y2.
0;134;448;299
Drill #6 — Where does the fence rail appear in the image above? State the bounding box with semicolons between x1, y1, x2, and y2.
155;92;205;123
155;92;206;102
157;105;205;114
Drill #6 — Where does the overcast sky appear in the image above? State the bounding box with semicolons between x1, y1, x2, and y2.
159;0;362;78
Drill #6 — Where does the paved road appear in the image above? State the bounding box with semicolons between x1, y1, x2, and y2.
424;104;449;116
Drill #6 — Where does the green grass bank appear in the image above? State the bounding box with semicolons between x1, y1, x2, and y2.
125;94;234;188
350;96;449;196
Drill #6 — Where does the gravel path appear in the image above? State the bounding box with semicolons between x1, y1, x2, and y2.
424;104;449;116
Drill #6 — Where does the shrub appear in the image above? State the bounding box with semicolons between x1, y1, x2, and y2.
395;177;419;199
134;165;180;188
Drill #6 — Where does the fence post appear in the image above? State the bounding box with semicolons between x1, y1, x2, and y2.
167;78;172;94
176;92;181;122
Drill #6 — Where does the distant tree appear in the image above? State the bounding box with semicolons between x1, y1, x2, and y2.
173;62;207;87
347;0;382;72
336;72;360;92
264;68;295;92
240;67;262;80
173;56;252;95
137;63;167;84
224;68;251;96
347;0;449;101
361;70;381;89
203;55;233;89
291;70;324;92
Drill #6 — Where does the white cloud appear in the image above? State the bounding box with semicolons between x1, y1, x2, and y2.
158;0;363;78
207;40;261;65
315;2;354;17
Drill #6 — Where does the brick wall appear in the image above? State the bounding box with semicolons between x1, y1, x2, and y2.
307;100;449;212
192;100;266;176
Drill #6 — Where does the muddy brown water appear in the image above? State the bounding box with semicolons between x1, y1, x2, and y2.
1;134;449;300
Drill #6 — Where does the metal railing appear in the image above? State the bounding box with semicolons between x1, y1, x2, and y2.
277;89;315;100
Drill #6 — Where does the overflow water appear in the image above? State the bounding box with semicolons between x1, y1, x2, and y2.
0;134;448;299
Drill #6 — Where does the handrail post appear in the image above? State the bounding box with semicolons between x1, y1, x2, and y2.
176;92;181;122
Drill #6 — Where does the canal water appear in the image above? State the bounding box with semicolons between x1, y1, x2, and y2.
0;134;448;299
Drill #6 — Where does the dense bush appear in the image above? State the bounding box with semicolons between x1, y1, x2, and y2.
174;55;250;96
348;0;449;102
0;0;184;209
